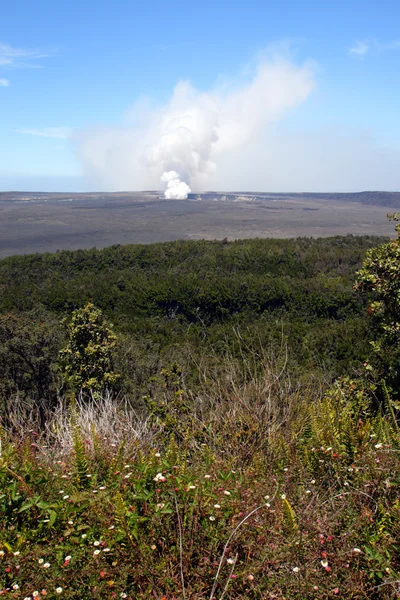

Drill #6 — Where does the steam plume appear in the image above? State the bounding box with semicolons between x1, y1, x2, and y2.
161;171;191;199
77;55;316;196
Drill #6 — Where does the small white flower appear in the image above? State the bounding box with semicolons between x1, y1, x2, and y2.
209;516;216;521
33;593;40;598
284;468;289;472
153;473;166;482
265;503;271;508
108;525;115;530
124;474;131;479
68;520;73;525
305;490;311;494
227;558;235;565
281;494;286;500
24;597;32;600
375;443;383;449
81;533;87;539
59;490;64;494
214;504;221;509
12;584;19;590
292;566;299;573
188;485;196;490
38;558;44;564
43;562;50;568
86;474;92;478
103;548;110;552
0;550;4;557
120;594;127;599
124;465;130;469
63;495;69;500
65;555;72;561
93;549;101;556
155;452;161;458
204;474;211;479
352;548;362;554
311;479;316;484
13;551;20;556
264;495;270;500
223;490;230;496
321;559;329;568
99;486;106;490
93;541;101;546
56;588;63;594
156;503;165;510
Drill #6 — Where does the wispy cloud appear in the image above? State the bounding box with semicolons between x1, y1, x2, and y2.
375;39;400;52
16;127;72;140
0;42;52;68
349;41;369;58
349;38;400;58
0;78;9;87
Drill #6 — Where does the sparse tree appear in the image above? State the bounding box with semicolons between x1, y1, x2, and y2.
355;213;400;404
59;302;120;395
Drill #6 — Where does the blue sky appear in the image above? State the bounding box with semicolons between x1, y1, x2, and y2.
1;0;400;192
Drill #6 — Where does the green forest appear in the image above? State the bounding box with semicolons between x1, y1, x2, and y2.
0;223;399;599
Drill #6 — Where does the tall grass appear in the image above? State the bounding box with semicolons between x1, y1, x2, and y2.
0;350;399;599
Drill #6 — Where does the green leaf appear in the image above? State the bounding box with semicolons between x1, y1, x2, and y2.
18;502;34;513
48;510;57;526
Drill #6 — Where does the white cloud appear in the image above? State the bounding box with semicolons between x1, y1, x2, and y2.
77;54;317;194
374;39;400;52
16;127;72;140
349;38;400;58
0;42;52;68
0;78;9;87
349;41;369;58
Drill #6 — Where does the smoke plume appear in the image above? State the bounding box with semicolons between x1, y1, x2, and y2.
77;55;316;196
161;171;191;200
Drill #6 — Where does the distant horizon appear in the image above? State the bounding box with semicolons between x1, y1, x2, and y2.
2;189;400;196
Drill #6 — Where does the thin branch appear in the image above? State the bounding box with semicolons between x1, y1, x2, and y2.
209;483;279;600
173;488;186;600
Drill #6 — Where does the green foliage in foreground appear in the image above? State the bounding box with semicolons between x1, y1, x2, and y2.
0;376;399;599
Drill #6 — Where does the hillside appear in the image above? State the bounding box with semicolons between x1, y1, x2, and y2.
0;232;399;599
